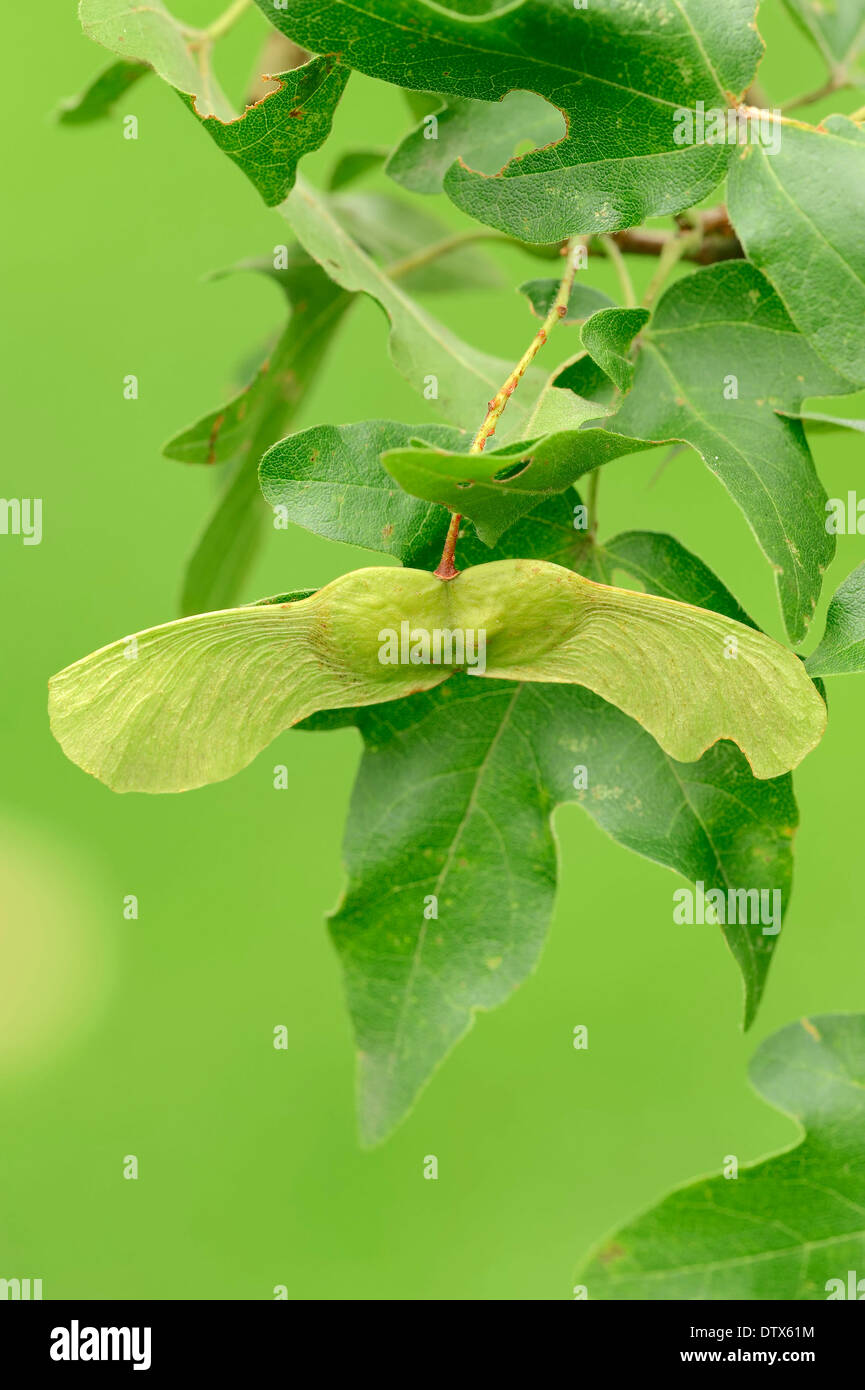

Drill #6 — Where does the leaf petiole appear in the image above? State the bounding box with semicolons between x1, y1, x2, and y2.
198;0;253;45
385;229;514;280
599;235;636;307
641;227;701;309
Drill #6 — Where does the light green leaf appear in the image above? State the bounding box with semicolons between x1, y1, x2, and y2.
57;59;150;124
50;558;826;795
79;0;234;119
806;560;865;675
727;116;865;384
326;191;504;291
256;0;763;240
79;1;349;197
164;254;351;615
581;306;650;393
783;0;865;73
608;261;854;643
280;177;545;434
777;409;865;434
180;57;350;206
327;147;387;190
579;1014;865;1299
386;91;564;194
167;179;507;613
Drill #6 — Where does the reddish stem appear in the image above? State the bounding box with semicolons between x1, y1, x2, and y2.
434;512;462;580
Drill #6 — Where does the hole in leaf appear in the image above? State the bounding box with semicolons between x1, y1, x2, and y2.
492;459;531;482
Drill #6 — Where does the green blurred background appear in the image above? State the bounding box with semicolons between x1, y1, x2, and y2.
2;2;863;1300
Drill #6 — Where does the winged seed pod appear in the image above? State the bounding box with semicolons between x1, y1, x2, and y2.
48;560;825;794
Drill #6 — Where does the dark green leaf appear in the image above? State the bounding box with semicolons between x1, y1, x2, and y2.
578;1014;865;1298
180;57;349;206
581;306;649;393
380;388;651;544
727;116;865;384
294;516;800;1139
257;0;762;241
608;261;854;642
600;530;758;628
254;589;318;606
378;302;652;544
328;191;503;291
57;60;150;125
164;254;351;614
259;419;463;563
304;676;798;1142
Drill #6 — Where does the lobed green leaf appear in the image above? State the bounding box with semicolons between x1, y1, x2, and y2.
259;419;463;563
296;519;800;1139
79;0;234;118
386;92;565;195
256;0;764;240
279;178;546;434
608;262;855;643
727;115;865;385
579;1014;865;1298
180;58;350;206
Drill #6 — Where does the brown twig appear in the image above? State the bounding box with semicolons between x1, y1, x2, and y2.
595;210;743;266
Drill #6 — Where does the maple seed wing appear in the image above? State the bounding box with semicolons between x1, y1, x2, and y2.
49;562;825;794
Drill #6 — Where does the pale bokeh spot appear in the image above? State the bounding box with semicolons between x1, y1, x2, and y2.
0;815;113;1074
